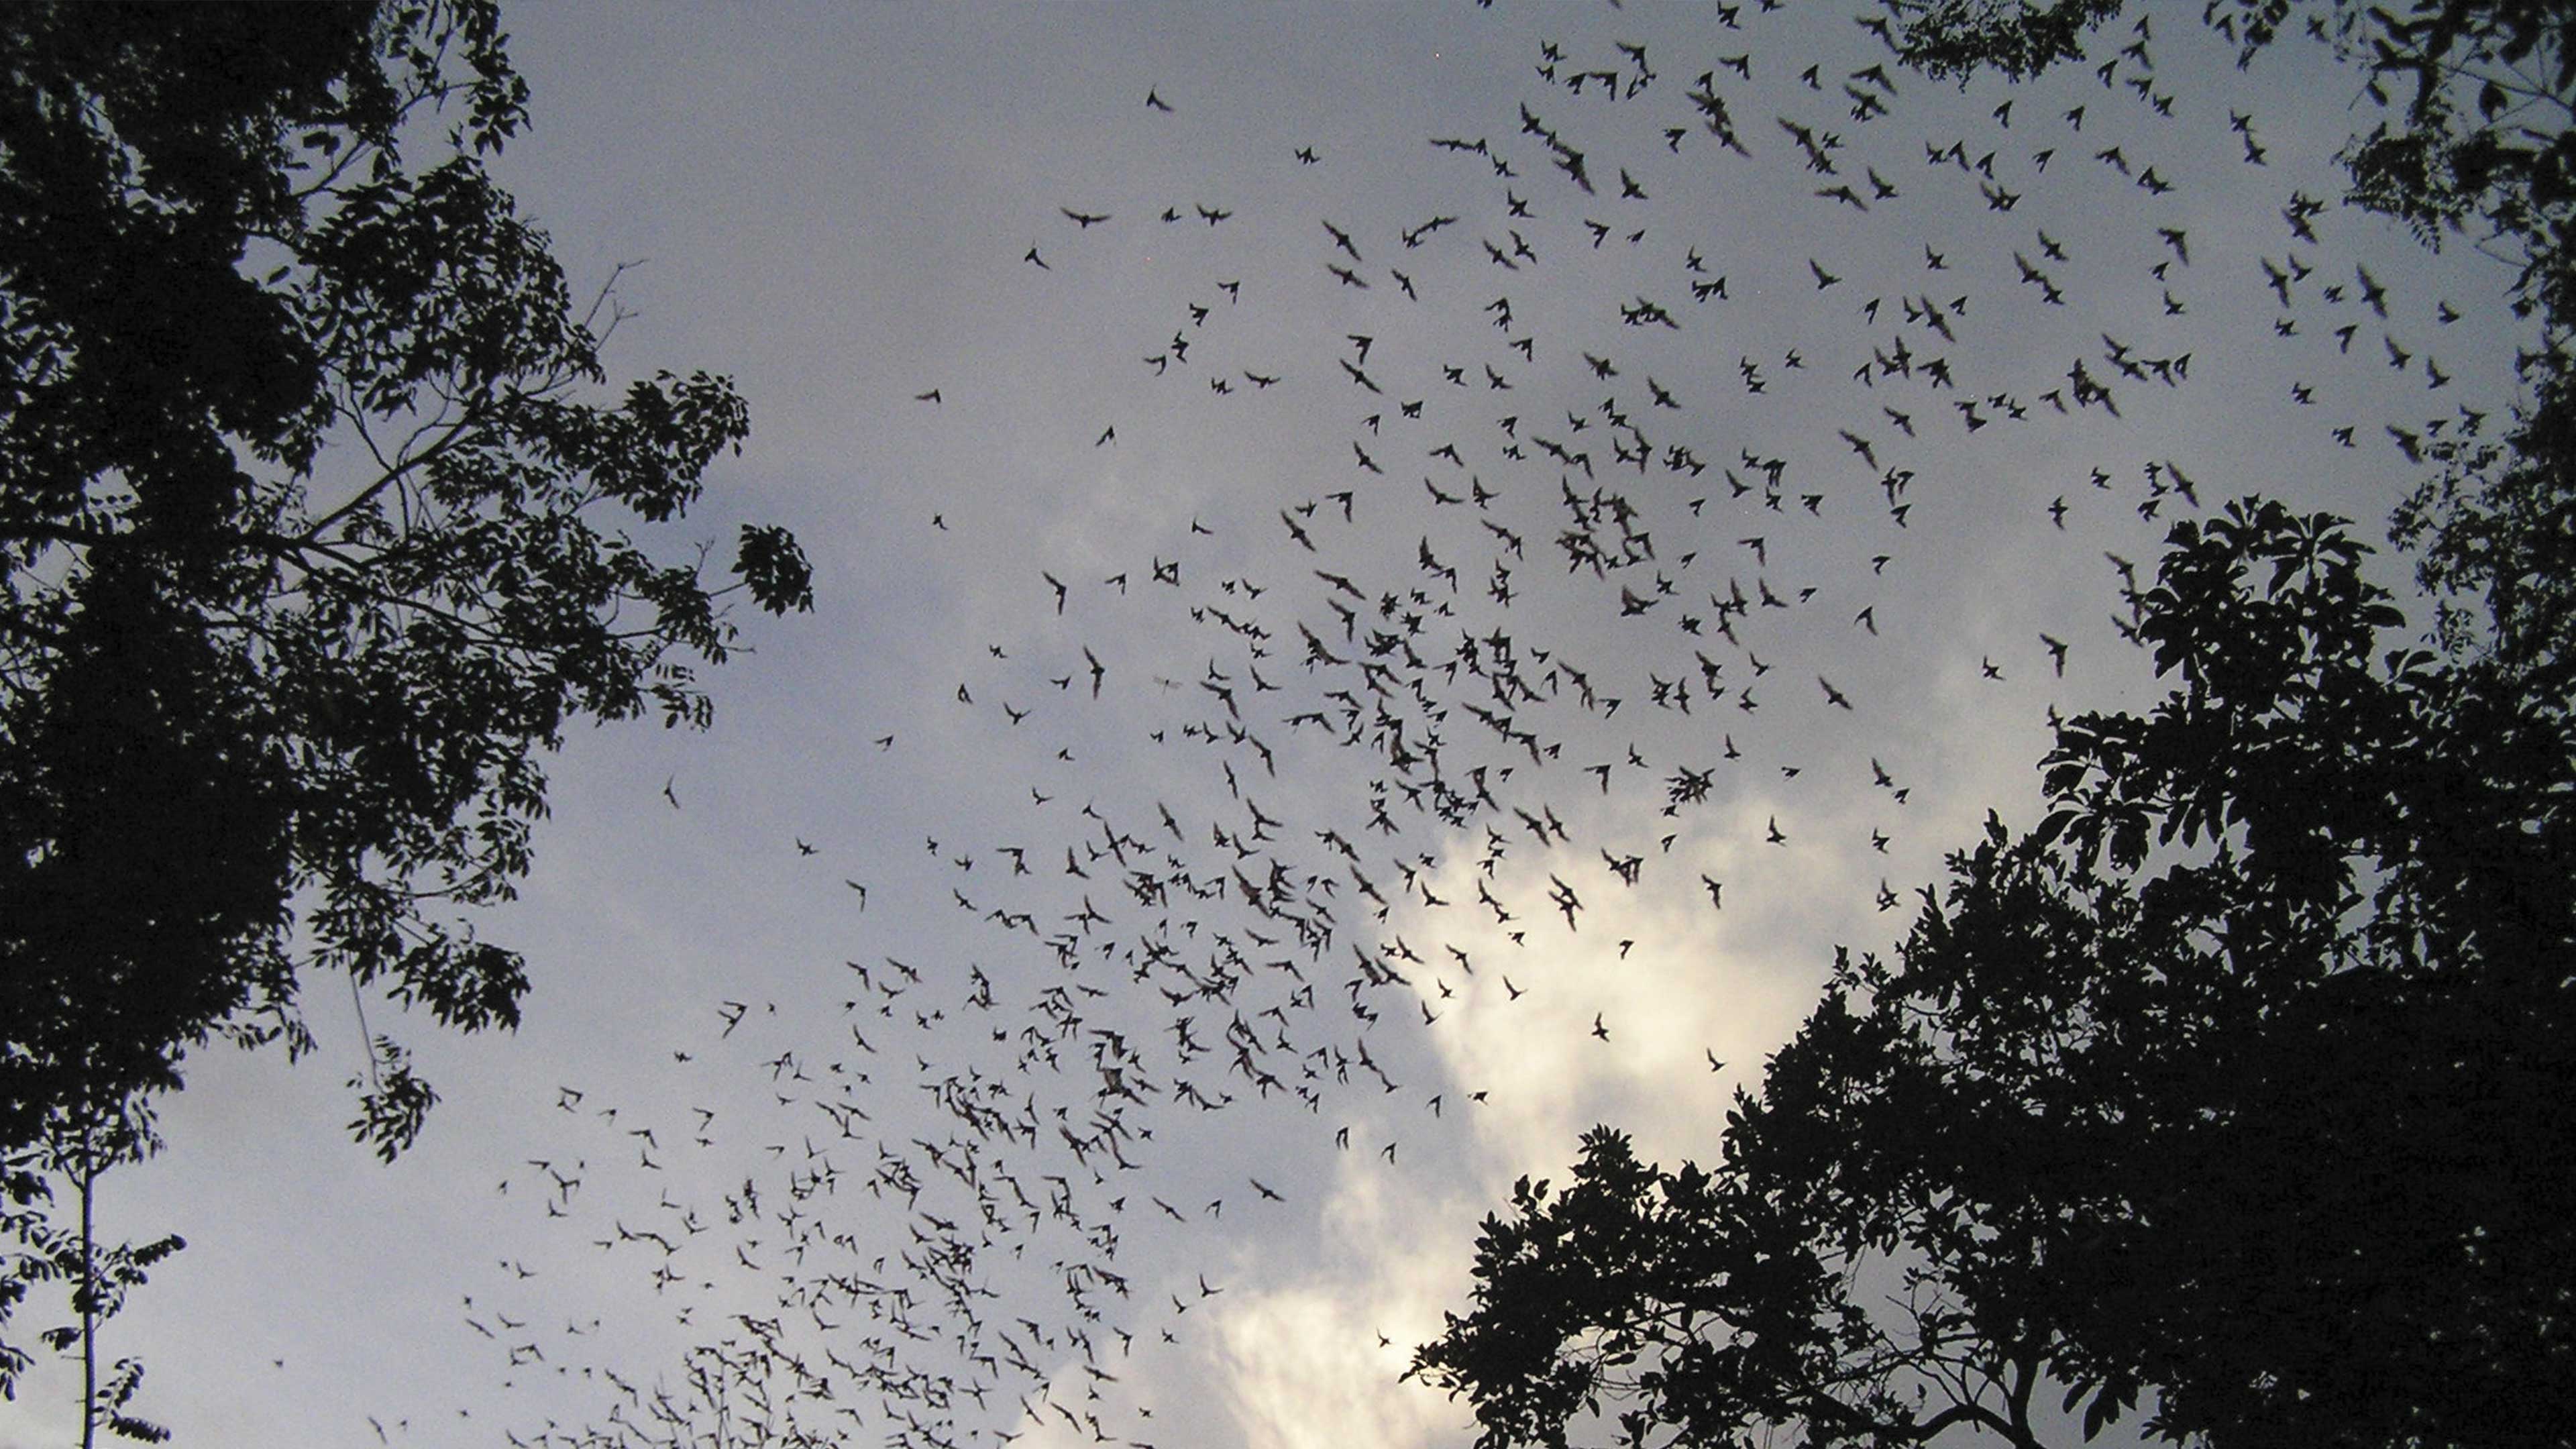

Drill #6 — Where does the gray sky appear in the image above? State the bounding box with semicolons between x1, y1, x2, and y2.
1;4;2527;1448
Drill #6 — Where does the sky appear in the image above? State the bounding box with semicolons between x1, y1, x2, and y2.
0;4;2534;1448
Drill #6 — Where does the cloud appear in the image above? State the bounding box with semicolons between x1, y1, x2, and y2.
1391;793;1857;1185
1199;784;1878;1449
1002;1356;1132;1449
1207;1166;1476;1449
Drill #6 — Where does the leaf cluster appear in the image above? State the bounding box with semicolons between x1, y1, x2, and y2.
0;0;813;1407
1436;5;2576;1448
1;0;810;1157
1416;502;2575;1449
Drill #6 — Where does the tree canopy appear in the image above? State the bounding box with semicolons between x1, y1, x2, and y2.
1413;497;2573;1448
1413;3;2576;1445
0;0;808;1411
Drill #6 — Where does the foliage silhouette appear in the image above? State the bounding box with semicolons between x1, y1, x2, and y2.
1418;4;2576;1444
1415;496;2573;1447
0;0;810;1417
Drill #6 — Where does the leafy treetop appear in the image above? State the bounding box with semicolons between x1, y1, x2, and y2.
1417;7;2576;1441
1413;498;2573;1449
0;0;810;1183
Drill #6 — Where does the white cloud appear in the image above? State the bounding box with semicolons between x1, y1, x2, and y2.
1208;1166;1479;1449
1395;795;1854;1187
1199;788;1876;1449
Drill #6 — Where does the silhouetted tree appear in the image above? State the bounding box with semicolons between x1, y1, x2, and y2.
1415;5;2575;1444
0;1;810;1417
1415;494;2573;1448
